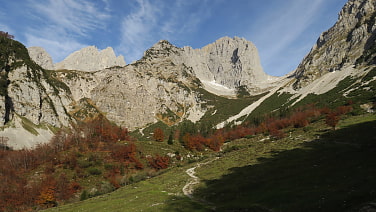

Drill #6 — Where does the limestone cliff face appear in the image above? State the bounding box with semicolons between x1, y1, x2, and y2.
0;38;72;128
6;66;72;128
293;0;376;89
55;46;126;71
173;37;279;95
55;38;277;129
57;41;205;130
27;47;55;70
0;37;73;148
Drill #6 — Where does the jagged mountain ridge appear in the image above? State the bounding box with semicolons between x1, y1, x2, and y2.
34;36;278;97
54;46;126;72
56;51;205;130
52;37;279;131
27;46;55;70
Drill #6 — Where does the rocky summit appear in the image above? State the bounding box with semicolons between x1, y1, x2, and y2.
54;46;126;72
176;36;280;95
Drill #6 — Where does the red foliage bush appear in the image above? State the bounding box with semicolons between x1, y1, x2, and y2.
326;112;340;130
336;105;353;115
153;128;165;142
110;143;143;170
148;154;170;170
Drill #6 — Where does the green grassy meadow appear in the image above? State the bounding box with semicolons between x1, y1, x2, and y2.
45;114;376;212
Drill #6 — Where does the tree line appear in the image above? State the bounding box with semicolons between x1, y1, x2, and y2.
152;103;354;151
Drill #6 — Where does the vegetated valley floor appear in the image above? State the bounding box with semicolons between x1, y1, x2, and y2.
45;114;376;212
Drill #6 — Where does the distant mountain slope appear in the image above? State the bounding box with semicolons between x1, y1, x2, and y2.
293;0;376;89
55;38;276;131
55;46;126;72
218;0;376;126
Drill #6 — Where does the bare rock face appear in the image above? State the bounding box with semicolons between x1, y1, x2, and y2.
0;38;73;149
181;37;268;86
55;46;126;71
174;37;279;95
27;46;55;70
57;43;205;130
293;0;376;89
6;66;72;128
55;38;277;130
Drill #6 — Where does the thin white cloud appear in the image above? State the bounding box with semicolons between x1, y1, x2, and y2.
250;0;326;75
119;0;213;63
25;0;111;62
26;34;86;63
161;0;212;39
0;11;12;34
119;0;160;63
102;0;112;12
29;0;110;36
0;24;12;35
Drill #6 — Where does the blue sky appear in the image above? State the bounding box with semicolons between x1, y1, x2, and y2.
0;0;347;76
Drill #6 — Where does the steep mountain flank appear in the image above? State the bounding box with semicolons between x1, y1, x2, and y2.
0;37;73;148
55;46;126;72
218;0;376;126
293;0;376;89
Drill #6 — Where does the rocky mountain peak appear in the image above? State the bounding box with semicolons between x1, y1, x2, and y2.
173;36;278;96
27;46;55;70
55;46;126;71
142;40;180;60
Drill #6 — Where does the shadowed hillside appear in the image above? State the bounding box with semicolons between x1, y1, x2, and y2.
192;120;376;211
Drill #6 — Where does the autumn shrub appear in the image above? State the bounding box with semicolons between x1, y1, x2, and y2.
110;143;143;170
269;127;285;139
148;154;170;170
153;128;165;142
78;160;93;168
35;176;57;208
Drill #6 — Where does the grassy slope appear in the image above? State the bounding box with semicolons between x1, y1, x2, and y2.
45;114;376;212
196;116;376;211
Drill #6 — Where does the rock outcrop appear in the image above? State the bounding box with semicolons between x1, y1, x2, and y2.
28;46;55;70
293;0;376;89
181;37;277;89
141;37;279;96
55;46;126;71
173;37;279;95
0;37;73;149
57;42;205;130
